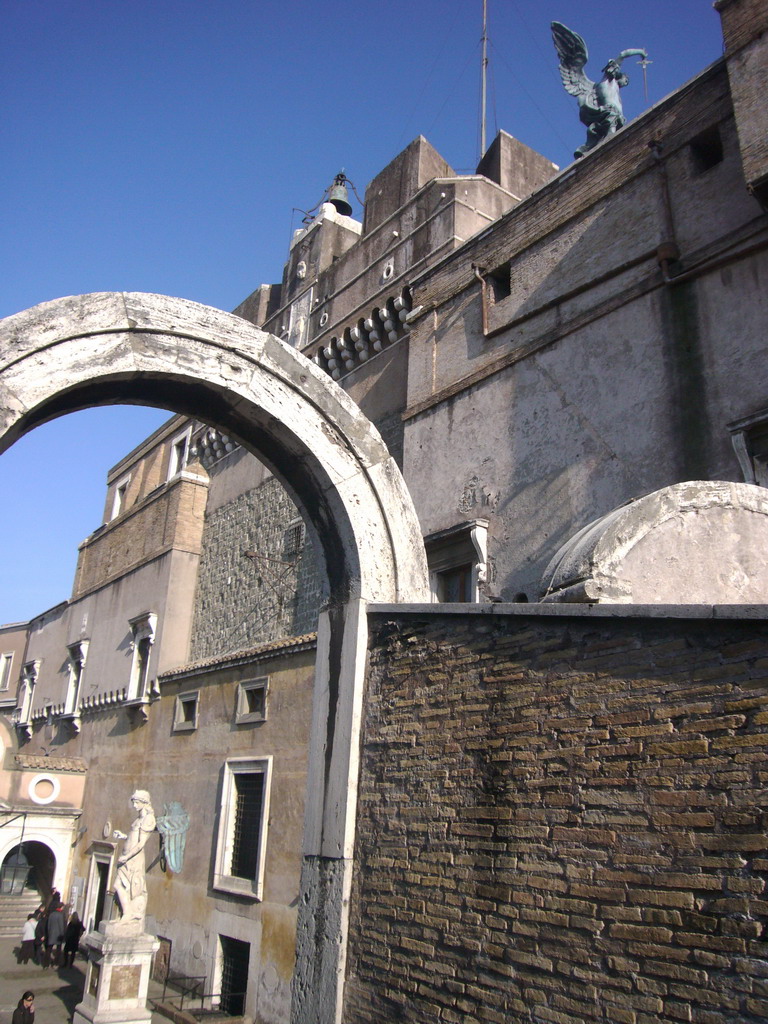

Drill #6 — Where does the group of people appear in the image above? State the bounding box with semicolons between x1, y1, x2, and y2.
17;891;84;969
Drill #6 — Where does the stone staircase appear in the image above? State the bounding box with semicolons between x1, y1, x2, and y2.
0;890;42;940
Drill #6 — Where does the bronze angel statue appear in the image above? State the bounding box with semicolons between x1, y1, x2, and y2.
552;22;648;159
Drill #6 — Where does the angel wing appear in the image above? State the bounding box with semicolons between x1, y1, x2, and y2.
551;22;595;104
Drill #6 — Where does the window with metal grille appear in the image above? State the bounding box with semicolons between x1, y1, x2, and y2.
214;757;272;899
283;520;305;559
219;936;250;1016
231;773;264;879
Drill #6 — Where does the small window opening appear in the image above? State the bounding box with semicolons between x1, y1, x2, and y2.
236;679;268;724
173;692;199;732
690;126;723;174
111;479;129;521
0;653;13;692
488;262;512;303
283;521;305;560
135;637;151;697
168;433;190;478
437;564;473;603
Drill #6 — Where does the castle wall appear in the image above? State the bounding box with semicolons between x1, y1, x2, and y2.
401;60;768;600
189;474;322;661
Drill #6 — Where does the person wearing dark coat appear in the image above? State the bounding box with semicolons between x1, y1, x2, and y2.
33;913;46;966
62;912;85;967
43;898;66;968
12;991;34;1024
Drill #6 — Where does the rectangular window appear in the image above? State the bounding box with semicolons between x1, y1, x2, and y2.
282;520;305;560
127;612;157;702
110;476;130;521
425;520;489;604
690;125;723;174
0;653;13;692
436;564;473;603
235;679;268;724
167;428;192;479
65;641;89;716
487;261;512;303
214;757;272;899
173;692;199;732
219;936;250;1017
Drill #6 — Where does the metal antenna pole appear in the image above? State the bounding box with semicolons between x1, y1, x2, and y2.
480;0;488;159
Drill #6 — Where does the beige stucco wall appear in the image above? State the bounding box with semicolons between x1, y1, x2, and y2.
13;640;316;1024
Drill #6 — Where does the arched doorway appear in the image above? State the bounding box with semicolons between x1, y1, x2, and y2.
1;841;55;897
0;292;430;1024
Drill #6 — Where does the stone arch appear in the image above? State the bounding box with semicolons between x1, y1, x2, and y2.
0;292;431;1024
1;839;56;897
0;292;429;606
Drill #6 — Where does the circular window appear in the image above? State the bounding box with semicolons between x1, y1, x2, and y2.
382;261;394;282
29;774;60;805
319;311;329;328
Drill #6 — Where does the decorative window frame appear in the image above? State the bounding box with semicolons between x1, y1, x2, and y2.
110;474;131;521
0;652;14;692
167;426;193;480
173;691;200;732
425;519;489;603
14;661;39;739
235;678;269;725
213;756;272;900
127;612;157;705
64;641;89;725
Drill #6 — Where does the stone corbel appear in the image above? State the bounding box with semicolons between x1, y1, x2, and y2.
124;698;151;723
469;521;490;598
61;712;82;735
14;721;32;742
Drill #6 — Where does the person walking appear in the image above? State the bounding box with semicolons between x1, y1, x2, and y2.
43;897;66;968
11;992;34;1024
62;911;85;967
33;911;46;967
18;915;37;964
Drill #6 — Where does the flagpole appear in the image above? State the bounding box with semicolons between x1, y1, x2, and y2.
480;0;488;159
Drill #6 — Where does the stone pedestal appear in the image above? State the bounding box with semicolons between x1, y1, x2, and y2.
73;924;160;1024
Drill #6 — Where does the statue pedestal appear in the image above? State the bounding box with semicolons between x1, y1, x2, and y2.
73;924;160;1024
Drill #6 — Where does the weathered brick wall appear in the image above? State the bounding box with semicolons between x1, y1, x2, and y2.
346;608;768;1024
190;477;323;659
73;476;208;597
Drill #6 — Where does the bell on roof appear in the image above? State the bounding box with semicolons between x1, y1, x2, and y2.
328;172;353;216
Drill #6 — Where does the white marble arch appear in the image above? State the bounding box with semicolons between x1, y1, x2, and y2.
0;292;431;1024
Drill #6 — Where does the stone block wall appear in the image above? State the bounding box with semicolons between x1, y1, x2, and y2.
190;477;323;660
345;607;768;1024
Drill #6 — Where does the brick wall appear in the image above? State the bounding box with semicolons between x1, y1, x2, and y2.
345;608;768;1024
73;475;208;597
190;477;323;659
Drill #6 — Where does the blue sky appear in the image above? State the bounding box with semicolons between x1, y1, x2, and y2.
0;0;724;624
